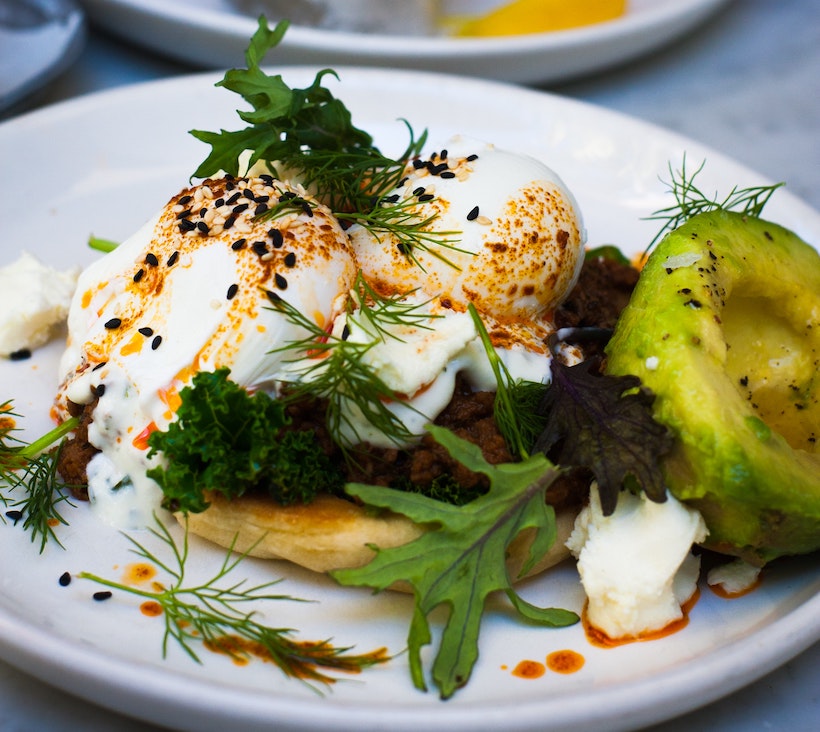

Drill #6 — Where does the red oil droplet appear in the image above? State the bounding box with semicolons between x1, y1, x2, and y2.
546;649;584;674
512;659;546;679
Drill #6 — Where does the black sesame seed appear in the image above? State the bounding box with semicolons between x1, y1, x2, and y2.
92;361;107;371
167;251;180;267
175;208;192;220
227;283;239;300
417;193;434;202
196;221;210;234
383;194;400;203
223;215;236;230
178;194;192;205
341;324;351;341
260;174;274;184
226;191;241;205
413;186;426;196
269;228;284;248
226;181;235;191
283;252;297;268
427;162;448;176
214;197;225;207
412;159;425;169
151;335;163;350
252;241;268;256
466;154;479;161
104;318;122;329
93;591;113;602
5;509;23;524
178;219;196;232
397;242;413;255
243;189;256;200
275;273;288;290
145;253;159;266
91;383;106;398
199;207;208;217
278;191;297;202
138;327;154;337
232;203;249;214
254;202;269;216
440;171;456;179
231;238;246;250
58;571;72;587
440;149;448;159
254;194;270;203
265;289;281;303
133;268;145;283
300;201;313;217
467;205;479;221
9;348;31;361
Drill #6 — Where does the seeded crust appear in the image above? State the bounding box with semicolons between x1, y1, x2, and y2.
180;491;577;579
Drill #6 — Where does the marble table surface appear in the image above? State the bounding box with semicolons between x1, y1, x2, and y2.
0;0;817;730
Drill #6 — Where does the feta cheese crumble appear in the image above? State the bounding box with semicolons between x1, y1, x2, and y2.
567;484;708;639
0;252;79;357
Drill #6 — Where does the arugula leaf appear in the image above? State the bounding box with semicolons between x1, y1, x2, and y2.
332;425;578;699
146;369;344;513
533;359;674;515
189;17;421;213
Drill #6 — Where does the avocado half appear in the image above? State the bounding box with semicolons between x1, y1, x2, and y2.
605;210;820;565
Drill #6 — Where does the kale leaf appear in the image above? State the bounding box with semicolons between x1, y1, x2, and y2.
332;425;578;699
147;369;344;513
533;358;674;515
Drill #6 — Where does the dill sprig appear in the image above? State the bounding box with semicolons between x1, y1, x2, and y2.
78;517;389;688
1;401;79;551
275;119;427;213
467;305;547;459
264;288;421;447
646;156;784;250
347;270;439;342
338;194;467;271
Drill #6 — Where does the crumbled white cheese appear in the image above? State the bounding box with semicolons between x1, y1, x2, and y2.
707;558;761;595
567;485;708;639
0;252;79;357
645;356;659;370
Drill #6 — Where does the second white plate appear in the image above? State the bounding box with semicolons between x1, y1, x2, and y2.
80;0;730;84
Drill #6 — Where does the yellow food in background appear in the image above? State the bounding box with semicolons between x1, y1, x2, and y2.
452;0;627;37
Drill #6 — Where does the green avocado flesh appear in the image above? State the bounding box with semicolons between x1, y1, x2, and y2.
605;210;820;564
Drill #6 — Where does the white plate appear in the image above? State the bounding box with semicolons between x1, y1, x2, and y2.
79;0;730;84
1;68;818;732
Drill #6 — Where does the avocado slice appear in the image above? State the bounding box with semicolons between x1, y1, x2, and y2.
605;210;820;565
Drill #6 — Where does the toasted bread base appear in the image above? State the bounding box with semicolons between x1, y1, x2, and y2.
180;491;576;578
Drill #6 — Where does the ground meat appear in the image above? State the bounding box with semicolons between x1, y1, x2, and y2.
341;376;510;498
555;254;639;331
56;400;99;500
